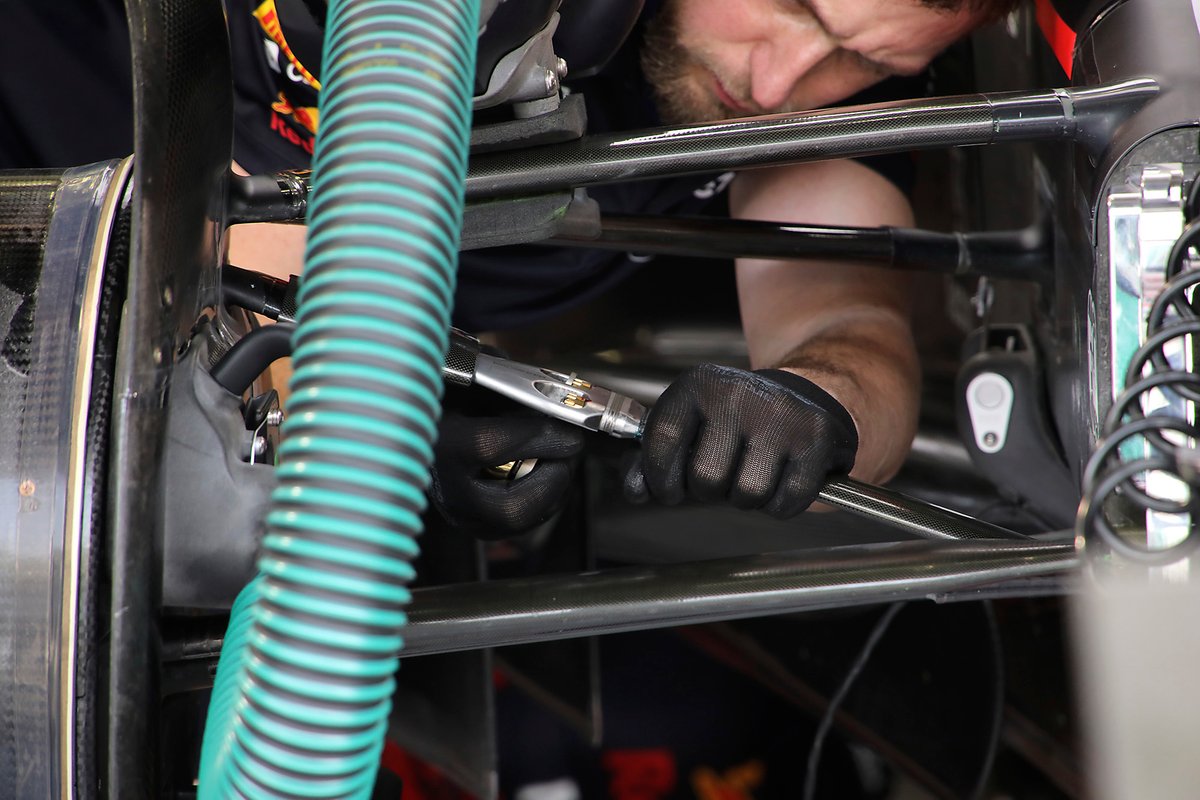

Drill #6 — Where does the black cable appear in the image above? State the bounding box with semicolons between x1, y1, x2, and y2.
209;323;296;395
802;602;905;800
970;600;1005;800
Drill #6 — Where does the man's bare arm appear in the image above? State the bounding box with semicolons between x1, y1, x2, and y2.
732;158;921;484
226;162;308;281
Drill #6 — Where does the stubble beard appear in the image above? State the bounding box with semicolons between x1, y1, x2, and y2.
640;2;736;125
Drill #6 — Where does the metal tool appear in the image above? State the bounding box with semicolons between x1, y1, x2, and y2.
444;328;646;438
444;328;1030;541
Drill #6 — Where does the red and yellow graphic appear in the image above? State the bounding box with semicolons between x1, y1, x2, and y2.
602;749;677;800
271;90;319;135
254;0;323;90
691;760;764;800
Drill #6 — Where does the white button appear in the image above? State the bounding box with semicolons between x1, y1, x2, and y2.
973;378;1006;409
965;372;1014;454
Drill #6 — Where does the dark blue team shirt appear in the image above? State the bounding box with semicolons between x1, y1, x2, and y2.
456;37;926;332
223;0;927;332
0;0;926;332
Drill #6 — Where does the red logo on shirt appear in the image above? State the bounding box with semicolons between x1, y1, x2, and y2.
270;109;314;155
602;750;677;800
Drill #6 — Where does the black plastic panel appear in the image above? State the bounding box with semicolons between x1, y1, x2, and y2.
108;0;234;793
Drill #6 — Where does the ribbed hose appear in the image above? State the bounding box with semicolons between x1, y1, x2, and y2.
198;0;478;796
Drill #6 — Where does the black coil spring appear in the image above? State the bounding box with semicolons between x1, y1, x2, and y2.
1079;220;1200;564
1084;219;1200;563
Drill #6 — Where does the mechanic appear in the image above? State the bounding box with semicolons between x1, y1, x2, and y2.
0;2;1024;797
0;0;1018;536
222;0;1019;537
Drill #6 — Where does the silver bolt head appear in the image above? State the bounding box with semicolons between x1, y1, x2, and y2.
555;57;568;78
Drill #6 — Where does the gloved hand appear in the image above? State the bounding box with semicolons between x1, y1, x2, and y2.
623;364;858;518
428;391;586;539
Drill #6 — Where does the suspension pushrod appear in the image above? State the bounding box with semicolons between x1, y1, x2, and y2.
550;214;1050;279
161;540;1077;678
226;79;1157;222
464;79;1156;199
819;477;1031;541
399;540;1077;656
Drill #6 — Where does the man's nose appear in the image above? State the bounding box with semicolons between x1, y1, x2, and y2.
748;38;835;111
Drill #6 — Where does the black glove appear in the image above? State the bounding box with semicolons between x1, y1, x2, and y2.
429;393;586;539
623;364;858;518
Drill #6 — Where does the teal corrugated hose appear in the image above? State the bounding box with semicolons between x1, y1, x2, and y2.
198;0;479;795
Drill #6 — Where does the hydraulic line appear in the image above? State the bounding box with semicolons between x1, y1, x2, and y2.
197;1;479;797
209;323;295;396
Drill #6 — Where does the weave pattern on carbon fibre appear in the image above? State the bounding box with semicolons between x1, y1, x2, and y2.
0;174;59;375
429;389;586;539
624;364;858;518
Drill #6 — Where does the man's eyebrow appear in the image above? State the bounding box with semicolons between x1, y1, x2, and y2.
793;0;845;39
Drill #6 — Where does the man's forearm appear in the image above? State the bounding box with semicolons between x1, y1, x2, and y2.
772;308;920;484
730;160;921;487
